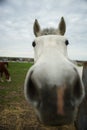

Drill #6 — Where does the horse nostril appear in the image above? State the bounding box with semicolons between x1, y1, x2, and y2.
28;76;38;100
25;71;41;107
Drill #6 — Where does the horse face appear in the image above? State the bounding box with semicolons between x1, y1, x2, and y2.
24;18;84;126
24;35;84;125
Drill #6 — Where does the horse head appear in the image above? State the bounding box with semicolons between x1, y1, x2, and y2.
24;17;84;126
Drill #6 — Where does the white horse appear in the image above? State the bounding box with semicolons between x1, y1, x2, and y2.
24;17;85;126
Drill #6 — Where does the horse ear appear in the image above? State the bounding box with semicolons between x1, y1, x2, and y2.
58;17;66;35
33;19;41;37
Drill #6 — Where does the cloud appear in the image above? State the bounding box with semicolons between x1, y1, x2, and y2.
0;0;6;4
0;0;87;60
68;46;87;61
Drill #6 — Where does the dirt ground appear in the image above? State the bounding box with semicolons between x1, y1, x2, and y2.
0;99;77;130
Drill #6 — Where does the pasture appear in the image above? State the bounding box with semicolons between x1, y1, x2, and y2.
0;62;76;130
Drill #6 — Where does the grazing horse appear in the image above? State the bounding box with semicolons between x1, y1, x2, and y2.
24;17;85;126
0;62;11;82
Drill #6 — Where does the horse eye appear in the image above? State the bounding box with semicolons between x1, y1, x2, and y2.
65;40;69;46
32;41;36;47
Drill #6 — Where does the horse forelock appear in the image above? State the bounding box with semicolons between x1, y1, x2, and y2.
40;28;58;36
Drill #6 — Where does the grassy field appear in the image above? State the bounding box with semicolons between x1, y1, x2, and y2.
0;62;76;130
0;62;32;105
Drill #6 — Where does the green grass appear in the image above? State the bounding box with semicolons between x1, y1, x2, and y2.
0;62;33;105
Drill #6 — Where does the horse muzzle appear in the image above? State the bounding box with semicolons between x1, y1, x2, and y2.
24;65;84;126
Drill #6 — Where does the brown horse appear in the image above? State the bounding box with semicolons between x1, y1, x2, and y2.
0;62;11;82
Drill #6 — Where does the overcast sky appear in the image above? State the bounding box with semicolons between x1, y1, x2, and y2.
0;0;87;60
